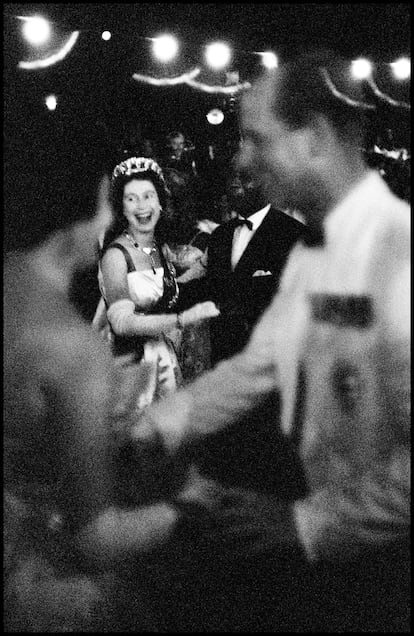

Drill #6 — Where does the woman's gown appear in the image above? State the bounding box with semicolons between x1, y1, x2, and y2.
166;230;213;383
97;242;182;418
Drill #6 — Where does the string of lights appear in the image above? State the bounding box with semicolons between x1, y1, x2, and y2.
320;68;376;110
7;13;411;133
5;10;410;196
132;67;251;94
132;67;202;87
12;13;410;94
18;30;80;70
366;76;411;110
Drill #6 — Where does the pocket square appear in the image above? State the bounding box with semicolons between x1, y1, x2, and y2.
252;270;273;277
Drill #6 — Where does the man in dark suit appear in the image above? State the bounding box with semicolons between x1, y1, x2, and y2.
179;172;304;361
207;172;304;364
179;172;307;495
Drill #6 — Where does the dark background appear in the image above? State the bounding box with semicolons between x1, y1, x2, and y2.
3;3;410;318
4;2;411;161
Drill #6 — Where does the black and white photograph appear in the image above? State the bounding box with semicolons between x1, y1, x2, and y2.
4;3;410;632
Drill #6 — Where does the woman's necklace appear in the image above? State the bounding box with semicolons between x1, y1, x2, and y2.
123;231;158;274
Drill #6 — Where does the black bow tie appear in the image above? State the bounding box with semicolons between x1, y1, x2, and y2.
233;217;253;230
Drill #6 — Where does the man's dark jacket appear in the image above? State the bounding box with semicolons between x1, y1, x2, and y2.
205;206;304;364
178;207;307;496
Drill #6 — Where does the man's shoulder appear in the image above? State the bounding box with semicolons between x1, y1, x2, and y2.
209;221;234;243
345;185;410;257
268;207;305;232
261;208;305;247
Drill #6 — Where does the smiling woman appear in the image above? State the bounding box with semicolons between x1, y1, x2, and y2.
95;156;219;425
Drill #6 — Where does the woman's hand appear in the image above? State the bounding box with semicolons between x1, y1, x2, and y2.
179;301;220;327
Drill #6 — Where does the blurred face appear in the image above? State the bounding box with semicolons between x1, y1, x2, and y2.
169;134;185;158
235;74;317;216
122;178;161;235
142;139;154;157
227;175;267;218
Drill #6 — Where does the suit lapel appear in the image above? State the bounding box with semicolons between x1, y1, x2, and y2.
217;221;238;273
233;209;274;274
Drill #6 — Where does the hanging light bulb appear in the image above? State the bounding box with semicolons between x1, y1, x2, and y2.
152;34;179;62
20;15;51;46
205;42;232;70
206;108;224;125
260;51;278;69
391;57;410;80
45;94;57;111
351;58;372;80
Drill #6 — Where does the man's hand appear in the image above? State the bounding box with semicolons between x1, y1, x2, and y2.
131;390;193;454
130;410;162;446
179;301;220;327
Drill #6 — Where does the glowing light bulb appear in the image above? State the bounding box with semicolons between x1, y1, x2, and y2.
45;94;57;111
351;58;372;80
205;42;232;70
206;108;224;125
260;51;278;69
391;57;410;80
152;35;179;63
21;16;51;46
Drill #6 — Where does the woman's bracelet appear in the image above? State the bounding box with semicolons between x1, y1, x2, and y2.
176;313;184;329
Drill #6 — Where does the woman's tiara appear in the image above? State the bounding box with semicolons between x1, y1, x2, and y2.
112;156;166;183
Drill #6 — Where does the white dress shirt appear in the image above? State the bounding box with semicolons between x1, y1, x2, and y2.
231;204;271;270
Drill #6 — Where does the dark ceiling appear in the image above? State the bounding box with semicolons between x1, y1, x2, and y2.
4;3;411;154
5;3;411;60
